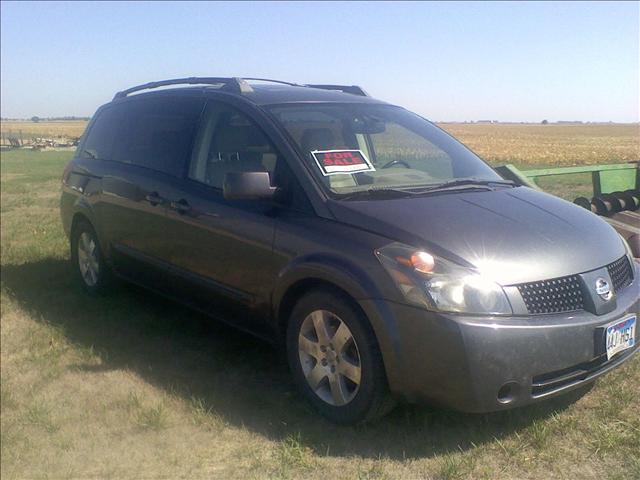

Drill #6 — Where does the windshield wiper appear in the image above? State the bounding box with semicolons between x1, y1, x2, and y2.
337;187;416;201
415;178;515;194
336;180;514;200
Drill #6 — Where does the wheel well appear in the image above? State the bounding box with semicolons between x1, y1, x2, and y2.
276;278;364;343
70;212;91;235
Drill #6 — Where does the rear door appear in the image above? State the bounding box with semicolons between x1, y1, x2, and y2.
95;95;205;285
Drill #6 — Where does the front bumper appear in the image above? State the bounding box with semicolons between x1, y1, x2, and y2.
361;263;639;413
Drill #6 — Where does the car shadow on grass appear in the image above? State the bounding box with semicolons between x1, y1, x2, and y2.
1;258;593;460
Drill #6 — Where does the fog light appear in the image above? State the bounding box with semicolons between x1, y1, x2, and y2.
497;382;520;404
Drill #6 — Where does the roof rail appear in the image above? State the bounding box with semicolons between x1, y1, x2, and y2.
305;84;369;97
241;78;302;87
112;77;371;100
112;77;253;100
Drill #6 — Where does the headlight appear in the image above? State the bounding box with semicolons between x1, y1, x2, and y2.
375;243;512;315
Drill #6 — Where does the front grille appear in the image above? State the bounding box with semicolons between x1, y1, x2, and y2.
607;256;633;293
517;275;584;314
516;256;634;315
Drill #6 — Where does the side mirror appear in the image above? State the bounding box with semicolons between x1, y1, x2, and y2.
223;172;277;200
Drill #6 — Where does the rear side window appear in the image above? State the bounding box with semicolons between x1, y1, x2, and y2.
81;96;204;177
113;96;203;177
81;106;123;161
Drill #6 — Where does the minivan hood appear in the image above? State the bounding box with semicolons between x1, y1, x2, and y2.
327;187;625;285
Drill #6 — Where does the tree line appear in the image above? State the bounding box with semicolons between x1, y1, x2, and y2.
1;116;91;122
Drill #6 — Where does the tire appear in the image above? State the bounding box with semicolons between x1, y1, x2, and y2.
70;219;111;294
286;288;396;424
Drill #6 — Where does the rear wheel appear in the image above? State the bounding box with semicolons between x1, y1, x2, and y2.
71;220;110;294
287;289;395;424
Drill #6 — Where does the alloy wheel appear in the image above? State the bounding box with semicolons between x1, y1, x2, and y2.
298;309;362;406
77;231;100;287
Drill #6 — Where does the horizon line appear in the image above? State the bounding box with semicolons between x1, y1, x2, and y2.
1;117;638;125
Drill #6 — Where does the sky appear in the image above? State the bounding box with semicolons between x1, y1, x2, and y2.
1;1;638;122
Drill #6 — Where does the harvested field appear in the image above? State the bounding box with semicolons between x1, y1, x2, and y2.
1;120;638;167
1;121;87;140
440;123;639;167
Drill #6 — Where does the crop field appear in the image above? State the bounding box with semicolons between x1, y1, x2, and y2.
1;120;87;140
441;123;639;167
1;131;639;479
1;120;638;165
0;121;636;201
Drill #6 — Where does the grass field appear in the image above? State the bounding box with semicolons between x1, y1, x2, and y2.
1;147;639;478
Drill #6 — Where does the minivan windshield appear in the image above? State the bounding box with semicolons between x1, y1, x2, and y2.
267;104;503;197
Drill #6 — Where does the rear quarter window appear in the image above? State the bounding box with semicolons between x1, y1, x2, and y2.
81;106;123;160
113;96;203;177
81;96;204;178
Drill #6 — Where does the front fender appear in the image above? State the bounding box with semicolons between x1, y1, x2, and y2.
272;253;407;394
273;252;382;305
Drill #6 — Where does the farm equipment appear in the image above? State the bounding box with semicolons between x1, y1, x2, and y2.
1;136;80;150
497;162;640;257
31;137;79;149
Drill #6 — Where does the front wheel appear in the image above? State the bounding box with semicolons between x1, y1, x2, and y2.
286;289;395;424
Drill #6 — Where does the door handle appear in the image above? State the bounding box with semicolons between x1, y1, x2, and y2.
170;198;191;214
145;192;165;206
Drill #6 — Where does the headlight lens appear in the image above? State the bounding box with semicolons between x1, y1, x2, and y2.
375;243;512;315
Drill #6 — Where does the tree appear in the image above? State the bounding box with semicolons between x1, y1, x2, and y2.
31;116;40;123
541;119;548;125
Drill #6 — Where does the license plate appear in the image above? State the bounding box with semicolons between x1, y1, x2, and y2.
606;315;636;360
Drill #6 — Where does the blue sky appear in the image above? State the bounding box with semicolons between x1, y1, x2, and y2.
1;1;638;122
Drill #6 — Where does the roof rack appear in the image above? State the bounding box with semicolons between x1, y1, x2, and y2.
113;77;254;100
112;77;370;100
305;84;369;97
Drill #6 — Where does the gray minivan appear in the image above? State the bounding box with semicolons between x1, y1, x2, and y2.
61;77;638;424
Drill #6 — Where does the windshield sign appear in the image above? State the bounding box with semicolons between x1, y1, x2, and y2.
311;149;376;176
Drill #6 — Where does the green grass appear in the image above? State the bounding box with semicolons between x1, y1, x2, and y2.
1;148;638;479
